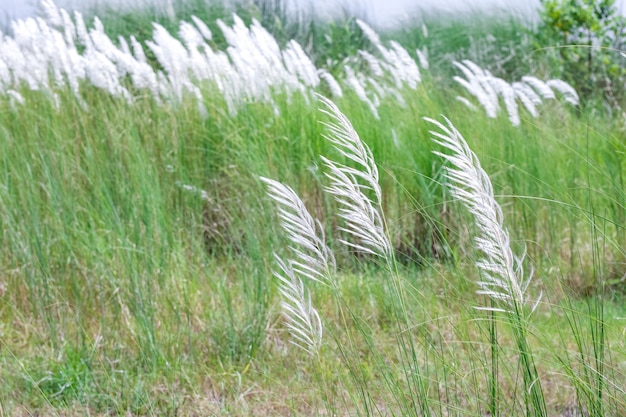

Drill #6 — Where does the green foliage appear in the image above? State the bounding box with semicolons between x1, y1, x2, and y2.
30;347;94;406
536;0;626;104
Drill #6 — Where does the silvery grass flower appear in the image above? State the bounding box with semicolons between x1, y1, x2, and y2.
521;76;555;99
426;116;540;314
260;177;335;356
260;177;336;287
273;255;323;356
318;95;392;260
454;60;579;126
261;95;393;353
546;79;579;105
317;69;343;98
356;19;421;90
344;66;380;119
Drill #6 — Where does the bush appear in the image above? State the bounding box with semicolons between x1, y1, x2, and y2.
536;0;626;105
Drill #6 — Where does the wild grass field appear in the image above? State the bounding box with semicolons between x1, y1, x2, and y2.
0;0;624;415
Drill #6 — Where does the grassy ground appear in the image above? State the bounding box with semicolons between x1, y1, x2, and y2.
0;1;625;416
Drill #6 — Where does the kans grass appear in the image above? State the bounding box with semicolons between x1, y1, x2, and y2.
0;0;624;415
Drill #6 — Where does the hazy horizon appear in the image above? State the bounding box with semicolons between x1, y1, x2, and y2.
2;0;626;29
0;0;543;28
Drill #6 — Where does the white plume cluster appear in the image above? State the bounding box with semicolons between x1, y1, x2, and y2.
318;95;392;259
1;1;579;131
272;255;323;356
261;177;336;288
260;176;335;356
426;116;539;314
341;19;427;118
0;1;431;119
0;0;324;115
453;60;579;126
262;96;392;354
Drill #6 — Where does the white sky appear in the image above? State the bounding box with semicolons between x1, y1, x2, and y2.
1;0;625;28
0;0;539;23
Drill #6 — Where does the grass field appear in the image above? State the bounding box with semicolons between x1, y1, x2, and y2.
0;1;624;415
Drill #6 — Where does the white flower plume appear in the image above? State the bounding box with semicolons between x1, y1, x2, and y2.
426;116;539;314
261;176;335;356
273;255;323;356
260;176;335;285
318;95;392;260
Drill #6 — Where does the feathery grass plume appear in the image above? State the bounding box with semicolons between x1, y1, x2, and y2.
366;76;385;97
512;81;542;105
521;75;555;100
490;77;520;126
118;36;131;56
359;50;384;77
355;19;382;46
191;15;213;40
389;40;421;88
427;116;547;416
130;36;147;63
425;116;538;314
514;88;539;118
317;95;392;260
318;69;343;98
416;47;429;70
273;255;323;356
453;60;498;118
547;79;580;105
356;19;422;91
179;20;204;51
344;66;380;119
283;40;319;88
40;0;63;27
260;177;334;356
513;81;540;117
456;95;477;111
317;96;431;415
453;61;579;127
463;60;500;111
260;177;335;286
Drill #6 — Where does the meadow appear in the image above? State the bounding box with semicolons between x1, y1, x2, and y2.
0;0;624;415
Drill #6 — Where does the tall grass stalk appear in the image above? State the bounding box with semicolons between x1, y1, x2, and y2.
321;95;437;416
426;116;547;416
553;196;617;416
263;96;434;415
260;176;331;356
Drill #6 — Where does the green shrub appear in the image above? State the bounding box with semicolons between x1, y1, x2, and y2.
536;0;626;105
